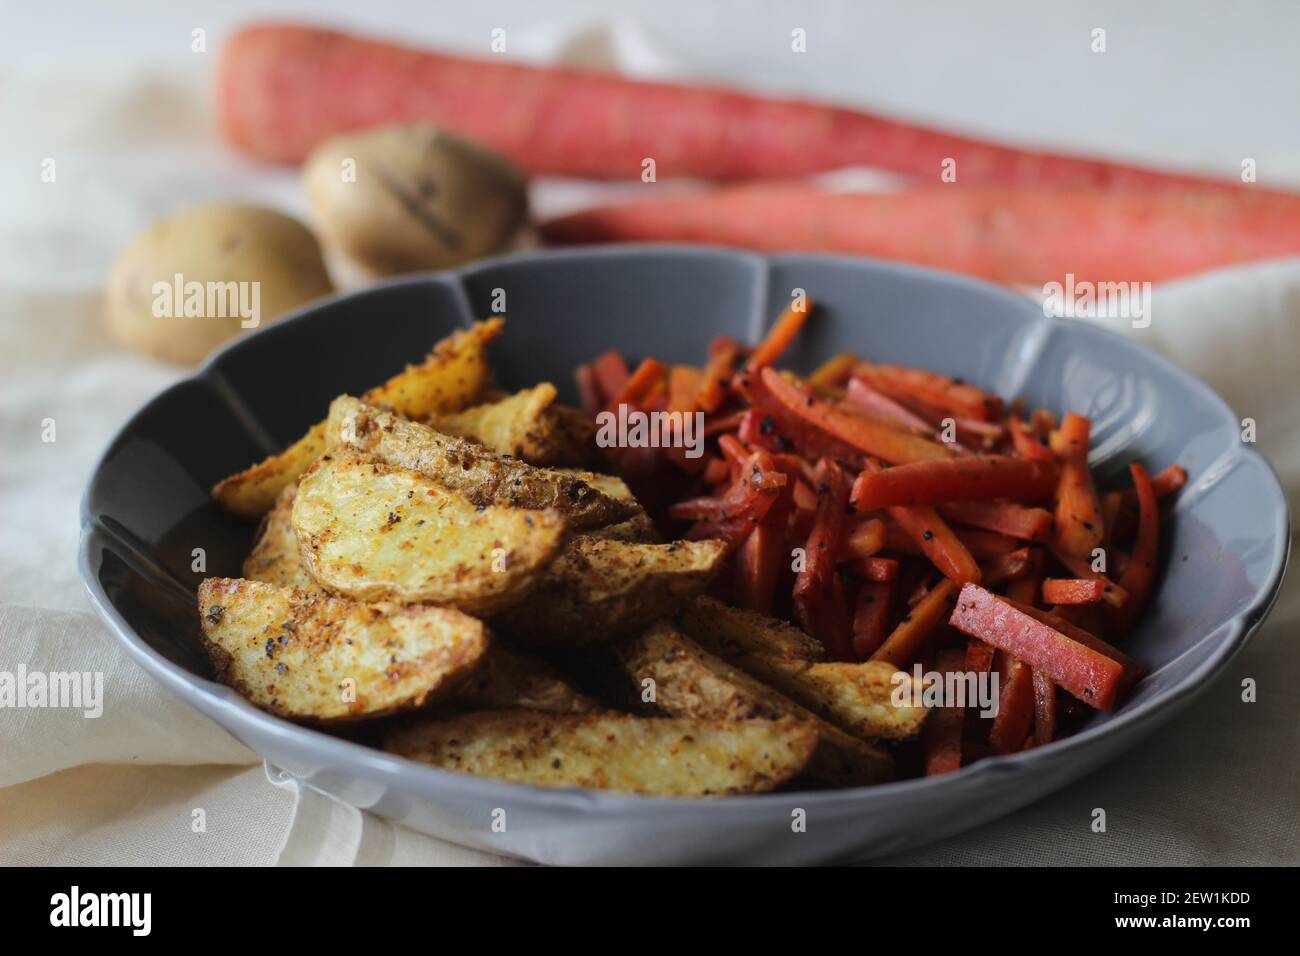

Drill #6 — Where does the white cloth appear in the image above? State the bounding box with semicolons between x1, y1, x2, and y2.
2;5;1298;866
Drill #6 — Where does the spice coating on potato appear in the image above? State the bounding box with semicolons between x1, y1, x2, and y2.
384;710;818;796
494;537;726;647
617;624;894;786
197;577;488;721
242;485;318;590
328;396;638;531
451;647;598;714
106;203;332;364
293;449;567;614
304;124;527;276
428;384;596;467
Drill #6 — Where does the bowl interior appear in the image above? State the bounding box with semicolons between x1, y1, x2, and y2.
81;247;1288;785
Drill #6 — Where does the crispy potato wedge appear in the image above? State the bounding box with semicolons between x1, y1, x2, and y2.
555;469;659;542
427;383;596;467
292;449;567;613
617;624;894;786
451;646;598;714
384;710;817;796
495;537;727;647
197;577;488;721
680;598;927;741
242;484;318;590
327;396;637;531
212;319;502;518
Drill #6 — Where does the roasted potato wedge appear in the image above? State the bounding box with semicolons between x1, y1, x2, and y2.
327;396;637;531
292;449;567;613
384;710;817;796
555;469;659;542
616;624;895;786
495;537;727;647
212;319;502;518
451;647;598;714
242;484;318;590
427;383;596;466
680;598;926;741
197;577;488;721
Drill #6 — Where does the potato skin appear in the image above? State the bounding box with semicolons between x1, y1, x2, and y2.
428;384;597;467
304;124;527;276
617;624;894;786
197;577;488;722
451;647;598;715
495;537;727;647
384;710;817;796
106;203;332;364
293;449;567;614
329;396;638;531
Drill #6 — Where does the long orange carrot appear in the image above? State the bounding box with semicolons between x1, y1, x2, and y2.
870;578;959;667
849;456;1057;511
220;23;1267;193
746;301;813;373
1052;413;1104;559
542;184;1300;285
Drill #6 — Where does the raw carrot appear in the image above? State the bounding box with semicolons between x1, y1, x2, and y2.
922;647;968;776
948;584;1128;710
936;499;1054;542
221;23;1267;192
848;456;1056;511
542;184;1300;286
1052;413;1104;559
852;580;894;659
759;368;952;465
1042;578;1107;605
989;655;1034;754
746;300;813;373
870;578;959;667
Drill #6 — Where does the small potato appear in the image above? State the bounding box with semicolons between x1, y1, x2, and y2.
197;577;488;722
304;124;528;276
293;449;567;614
106;203;332;364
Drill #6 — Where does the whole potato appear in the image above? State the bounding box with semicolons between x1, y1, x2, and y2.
304;124;528;276
106;204;333;364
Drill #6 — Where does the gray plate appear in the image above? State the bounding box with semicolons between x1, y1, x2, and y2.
79;246;1289;865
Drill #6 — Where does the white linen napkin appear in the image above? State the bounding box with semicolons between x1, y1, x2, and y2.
2;16;1297;867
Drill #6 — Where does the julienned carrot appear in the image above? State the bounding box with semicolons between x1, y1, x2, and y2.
1042;578;1106;605
756;367;952;467
1003;598;1146;694
1032;669;1057;746
1046;545;1128;608
948;584;1127;710
605;357;667;414
881;501;981;585
695;342;738;414
591;350;630;403
855;364;1005;423
574;363;601;417
667;364;702;414
734;481;792;615
683;449;786;550
936;499;1054;542
844;378;934;434
738;405;866;471
1110;462;1161;637
794;460;851;612
542;185;1300;286
980;547;1035;588
849;456;1057;511
966;639;995;675
808;353;858;390
1052;413;1104;559
746;301;813;373
221;24;1268;192
870;578;959;666
1009;415;1056;463
922;647;968;776
852;580;894;659
989;655;1034;753
838;517;886;560
843;556;900;582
